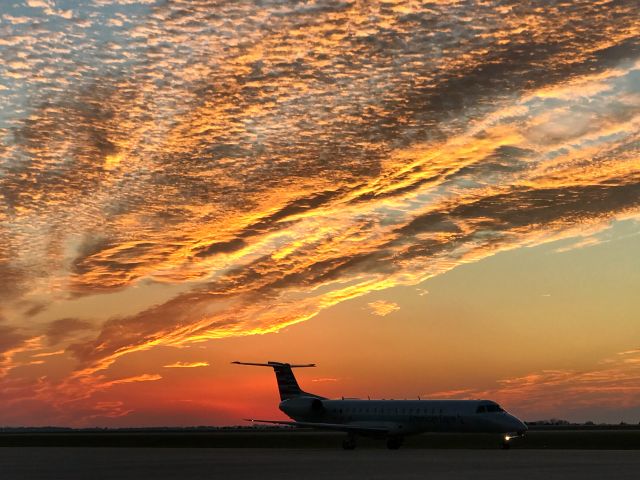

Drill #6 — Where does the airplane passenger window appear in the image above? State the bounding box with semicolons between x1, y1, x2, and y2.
476;406;486;413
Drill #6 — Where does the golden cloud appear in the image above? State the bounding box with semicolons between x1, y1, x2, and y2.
163;361;209;369
0;0;639;423
367;300;401;317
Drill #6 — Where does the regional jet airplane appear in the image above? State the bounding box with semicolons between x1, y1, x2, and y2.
233;361;527;449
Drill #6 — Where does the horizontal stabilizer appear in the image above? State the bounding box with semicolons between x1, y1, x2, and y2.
232;361;316;368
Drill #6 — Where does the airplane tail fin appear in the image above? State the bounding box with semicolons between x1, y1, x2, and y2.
232;361;324;400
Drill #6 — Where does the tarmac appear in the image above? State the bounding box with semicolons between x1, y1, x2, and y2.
1;448;640;480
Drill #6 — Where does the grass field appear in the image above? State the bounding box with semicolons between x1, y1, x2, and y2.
1;427;639;449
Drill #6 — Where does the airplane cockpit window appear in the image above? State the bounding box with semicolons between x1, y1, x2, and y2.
476;404;505;413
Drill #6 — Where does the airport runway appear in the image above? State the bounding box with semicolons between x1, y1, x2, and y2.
1;448;639;480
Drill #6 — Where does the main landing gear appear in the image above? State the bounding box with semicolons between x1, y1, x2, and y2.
386;436;404;450
342;434;357;450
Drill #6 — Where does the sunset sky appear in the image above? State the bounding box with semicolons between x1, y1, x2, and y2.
1;0;639;427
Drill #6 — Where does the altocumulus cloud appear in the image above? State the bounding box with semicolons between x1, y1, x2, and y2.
0;0;639;420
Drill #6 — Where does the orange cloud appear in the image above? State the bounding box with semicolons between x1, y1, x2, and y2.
427;349;640;421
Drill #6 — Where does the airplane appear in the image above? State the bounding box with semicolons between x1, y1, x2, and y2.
233;361;527;450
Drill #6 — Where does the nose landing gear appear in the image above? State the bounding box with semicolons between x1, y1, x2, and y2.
500;433;525;449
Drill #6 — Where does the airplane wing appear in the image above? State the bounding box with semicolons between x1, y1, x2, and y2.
245;418;389;435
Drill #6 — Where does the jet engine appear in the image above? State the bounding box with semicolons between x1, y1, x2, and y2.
279;396;325;418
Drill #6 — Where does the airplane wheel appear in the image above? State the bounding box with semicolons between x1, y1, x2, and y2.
386;437;402;450
500;441;511;450
342;439;356;450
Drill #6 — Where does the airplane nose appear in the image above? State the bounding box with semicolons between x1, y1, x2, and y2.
518;421;528;434
505;414;527;434
513;416;527;434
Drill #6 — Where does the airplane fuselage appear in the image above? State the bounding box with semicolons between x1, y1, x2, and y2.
280;397;526;437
